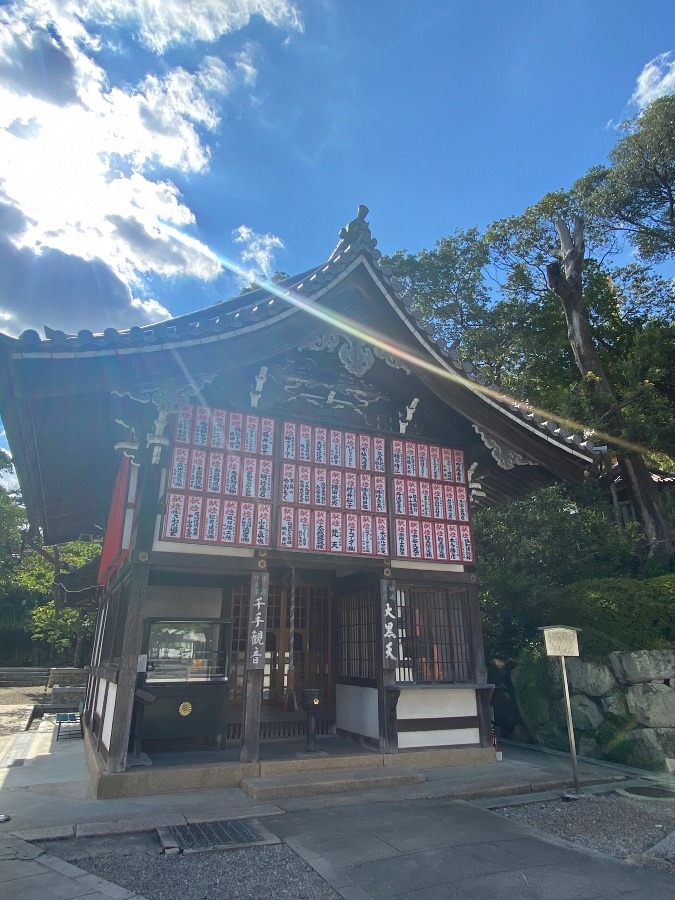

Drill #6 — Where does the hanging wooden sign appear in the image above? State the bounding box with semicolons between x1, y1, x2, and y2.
247;573;269;670
203;498;221;542
381;580;398;670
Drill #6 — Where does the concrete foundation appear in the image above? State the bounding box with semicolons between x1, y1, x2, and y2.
84;729;496;799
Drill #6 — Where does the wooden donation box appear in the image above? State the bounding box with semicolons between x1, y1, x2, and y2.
141;618;231;743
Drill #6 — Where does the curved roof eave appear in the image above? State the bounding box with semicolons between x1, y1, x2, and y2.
2;205;601;464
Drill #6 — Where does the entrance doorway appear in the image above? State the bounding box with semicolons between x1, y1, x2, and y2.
230;579;333;710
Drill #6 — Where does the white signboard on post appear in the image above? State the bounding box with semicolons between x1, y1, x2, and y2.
539;624;582;795
542;626;579;658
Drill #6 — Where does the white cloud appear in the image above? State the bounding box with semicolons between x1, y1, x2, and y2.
78;0;303;54
131;296;171;321
631;52;675;109
0;0;300;333
0;469;18;492
234;224;284;277
234;44;259;86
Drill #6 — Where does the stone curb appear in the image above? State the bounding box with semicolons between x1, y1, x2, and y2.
10;825;75;841
75;813;187;837
643;829;675;859
0;834;150;900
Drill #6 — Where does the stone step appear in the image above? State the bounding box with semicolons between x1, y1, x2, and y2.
0;667;50;687
241;766;425;800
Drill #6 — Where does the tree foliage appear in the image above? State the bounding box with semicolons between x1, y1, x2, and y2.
389;94;675;661
30;600;96;665
0;459;99;665
577;96;675;261
474;483;642;660
387;227;490;347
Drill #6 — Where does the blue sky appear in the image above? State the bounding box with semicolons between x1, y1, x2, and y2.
0;0;674;468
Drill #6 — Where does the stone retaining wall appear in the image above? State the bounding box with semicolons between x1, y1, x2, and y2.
513;650;675;771
47;668;88;688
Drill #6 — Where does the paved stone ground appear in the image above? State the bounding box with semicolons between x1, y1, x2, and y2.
25;795;675;900
4;689;675;898
0;686;46;755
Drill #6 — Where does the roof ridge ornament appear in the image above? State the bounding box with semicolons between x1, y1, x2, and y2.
328;204;377;263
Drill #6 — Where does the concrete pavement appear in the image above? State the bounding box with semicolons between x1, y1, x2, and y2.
2;717;675;898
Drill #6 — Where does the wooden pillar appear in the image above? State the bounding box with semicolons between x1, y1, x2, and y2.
465;577;493;748
106;562;149;772
105;457;160;772
378;578;400;754
240;570;269;763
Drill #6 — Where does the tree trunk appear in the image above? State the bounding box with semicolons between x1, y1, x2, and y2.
73;609;86;668
546;217;674;564
73;635;85;668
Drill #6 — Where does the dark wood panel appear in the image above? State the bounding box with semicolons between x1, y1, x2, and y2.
397;715;479;732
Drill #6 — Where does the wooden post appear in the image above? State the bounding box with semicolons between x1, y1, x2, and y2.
104;454;161;772
105;563;149;772
240;570;269;763
465;578;493;748
378;578;399;754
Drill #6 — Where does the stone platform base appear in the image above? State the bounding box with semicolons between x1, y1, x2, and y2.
84;730;495;800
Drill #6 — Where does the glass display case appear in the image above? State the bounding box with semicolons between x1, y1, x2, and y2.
145;619;231;683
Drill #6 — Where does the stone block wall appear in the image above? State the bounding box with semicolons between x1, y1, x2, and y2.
512;650;675;771
48;667;88;688
47;667;88;708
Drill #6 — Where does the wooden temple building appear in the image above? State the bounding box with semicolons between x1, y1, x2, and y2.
0;206;600;794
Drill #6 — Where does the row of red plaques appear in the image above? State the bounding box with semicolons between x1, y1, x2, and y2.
174;405;466;482
162;494;474;562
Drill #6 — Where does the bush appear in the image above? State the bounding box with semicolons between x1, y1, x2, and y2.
0;622;43;666
595;719;652;768
545;574;675;651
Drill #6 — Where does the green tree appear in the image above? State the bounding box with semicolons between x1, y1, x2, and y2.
486;192;674;563
577;95;675;261
21;541;100;666
0;450;25;593
30;600;96;667
474;482;640;661
386;227;490;347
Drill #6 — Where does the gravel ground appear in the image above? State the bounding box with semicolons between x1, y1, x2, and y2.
496;791;675;877
0;685;48;708
0;686;47;736
35;832;340;900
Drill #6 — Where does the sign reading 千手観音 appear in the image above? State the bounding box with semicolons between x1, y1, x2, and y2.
541;626;580;658
381;579;399;670
247;574;269;670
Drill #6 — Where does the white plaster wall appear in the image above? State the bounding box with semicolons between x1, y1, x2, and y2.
336;684;379;740
397;687;477;719
95;677;106;716
398;727;479;748
144;586;223;619
397;687;479;749
100;682;117;750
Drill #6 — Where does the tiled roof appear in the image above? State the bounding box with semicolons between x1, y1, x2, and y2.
5;205;601;458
